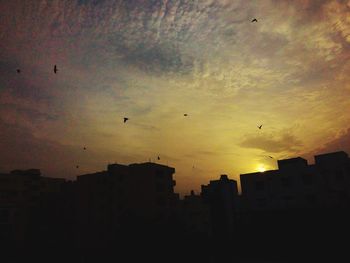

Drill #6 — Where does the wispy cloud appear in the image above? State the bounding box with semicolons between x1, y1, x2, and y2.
240;132;303;153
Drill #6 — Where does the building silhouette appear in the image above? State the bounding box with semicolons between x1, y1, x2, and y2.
201;174;239;238
0;169;66;244
315;151;350;207
76;162;179;254
181;190;211;236
1;150;350;262
238;151;350;261
240;151;350;213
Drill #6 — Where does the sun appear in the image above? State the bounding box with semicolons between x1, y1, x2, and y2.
257;164;266;173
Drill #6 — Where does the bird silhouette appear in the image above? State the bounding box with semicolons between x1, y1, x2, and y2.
54;65;58;74
184;114;188;116
83;147;86;150
16;69;21;73
123;117;129;123
268;156;274;159
157;156;160;160
251;18;258;22
258;124;263;129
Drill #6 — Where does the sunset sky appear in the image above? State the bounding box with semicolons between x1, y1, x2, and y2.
1;0;349;195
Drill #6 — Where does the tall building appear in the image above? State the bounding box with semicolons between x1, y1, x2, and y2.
240;151;350;213
0;169;66;246
315;151;350;207
181;190;211;236
201;175;239;237
75;162;179;249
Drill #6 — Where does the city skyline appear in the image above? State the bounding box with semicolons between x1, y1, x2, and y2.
1;0;350;195
1;149;348;197
1;149;349;262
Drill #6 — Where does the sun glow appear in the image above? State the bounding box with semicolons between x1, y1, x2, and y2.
257;164;266;173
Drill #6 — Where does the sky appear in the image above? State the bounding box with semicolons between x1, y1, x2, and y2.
0;0;349;196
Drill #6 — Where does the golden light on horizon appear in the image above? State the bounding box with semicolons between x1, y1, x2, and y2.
256;164;267;173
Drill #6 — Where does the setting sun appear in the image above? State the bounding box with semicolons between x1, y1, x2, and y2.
257;164;266;173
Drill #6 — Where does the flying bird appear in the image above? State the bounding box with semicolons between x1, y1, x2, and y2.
83;147;86;150
16;69;21;73
184;114;188;116
258;125;263;129
268;156;274;159
123;117;129;123
251;18;258;22
54;65;58;74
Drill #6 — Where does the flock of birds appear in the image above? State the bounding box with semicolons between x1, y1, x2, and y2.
15;18;269;170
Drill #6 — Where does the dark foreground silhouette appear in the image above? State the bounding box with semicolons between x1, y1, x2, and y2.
1;151;349;262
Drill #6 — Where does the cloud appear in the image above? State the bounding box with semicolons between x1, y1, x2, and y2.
115;40;194;74
0;121;78;177
0;120;139;178
308;127;350;157
240;132;303;153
